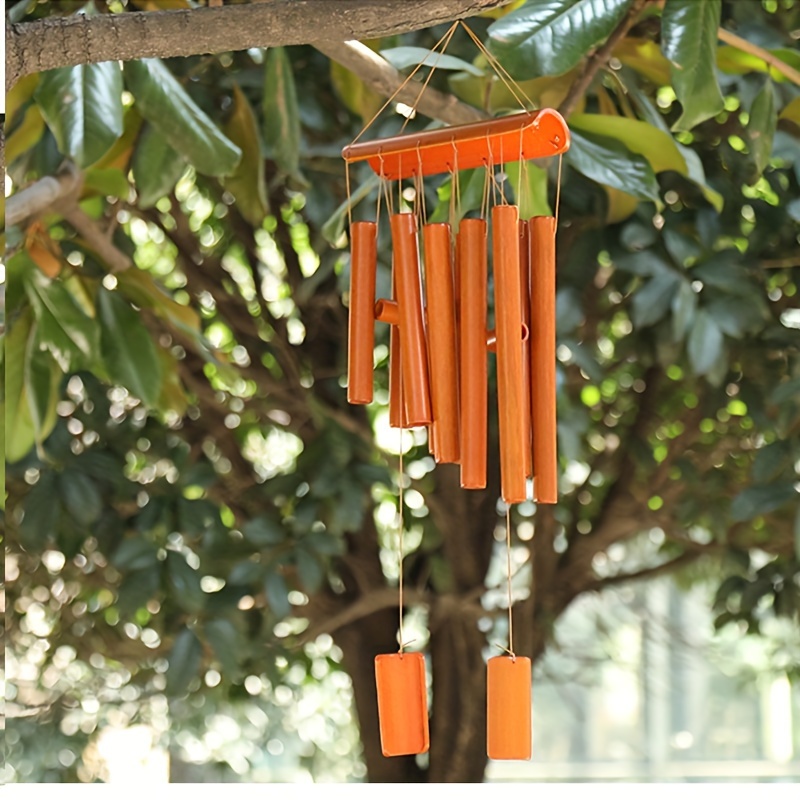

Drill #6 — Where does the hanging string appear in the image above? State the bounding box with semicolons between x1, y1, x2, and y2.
555;153;563;227
397;370;409;653
505;505;515;659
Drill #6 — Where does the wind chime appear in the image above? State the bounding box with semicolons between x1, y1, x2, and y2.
342;22;570;762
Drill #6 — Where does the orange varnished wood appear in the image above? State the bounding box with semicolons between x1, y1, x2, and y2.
375;298;400;326
375;652;430;757
391;214;432;427
458;218;488;490
492;205;527;505
347;221;377;404
529;216;558;503
423;223;460;464
388;269;408;429
519;221;533;480
487;655;532;760
343;110;570;181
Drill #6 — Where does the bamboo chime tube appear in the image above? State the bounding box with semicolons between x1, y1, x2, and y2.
487;655;532;760
529;216;558;503
388;269;409;429
423;223;460;463
391;213;432;427
519;221;533;479
492;205;527;505
458;218;488;489
375;653;430;757
347;221;378;404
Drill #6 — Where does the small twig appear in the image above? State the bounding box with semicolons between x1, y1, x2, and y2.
718;27;800;88
63;207;132;273
559;0;652;118
6;164;83;227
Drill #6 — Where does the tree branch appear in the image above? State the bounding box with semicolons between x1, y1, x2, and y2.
313;40;488;126
7;166;83;228
583;550;704;594
718;27;800;88
6;0;512;89
63;207;133;273
558;0;652;118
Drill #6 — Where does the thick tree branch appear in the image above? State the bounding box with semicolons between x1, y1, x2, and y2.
718;27;800;87
559;0;652;118
583;550;704;594
314;40;488;126
7;166;83;228
6;0;512;89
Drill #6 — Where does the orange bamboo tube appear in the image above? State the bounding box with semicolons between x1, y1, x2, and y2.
391;213;432;427
423;223;460;464
375;299;400;326
487;324;528;353
492;205;527;505
458;218;488;489
487;655;532;760
519;221;533;479
388;324;408;428
375;653;430;757
529;216;558;504
347;221;377;404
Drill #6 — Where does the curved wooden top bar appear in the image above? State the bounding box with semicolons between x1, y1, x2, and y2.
342;109;570;181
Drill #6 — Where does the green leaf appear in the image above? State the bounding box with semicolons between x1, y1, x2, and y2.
166;628;203;697
570;114;688;176
20;472;60;551
730;482;798;522
24;267;98;371
566;130;660;202
59;470;102;526
795;506;800;561
488;0;633;78
321;173;380;245
687;308;724;376
204;618;243;679
380;47;484;76
222;85;268;226
97;287;162;406
242;516;287;547
166;551;205;613
661;0;724;131
671;280;697;342
780;96;800;126
632;272;681;328
295;546;324;594
263;47;302;178
124;59;241;176
747;80;777;179
83;168;131;200
35;62;124;168
707;295;766;339
132;123;187;208
111;537;160;571
117;568;161;615
507;161;551;218
753;441;792;484
264;570;291;618
6;104;46;165
24;325;60;448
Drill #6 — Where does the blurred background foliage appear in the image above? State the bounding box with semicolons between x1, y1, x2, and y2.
3;0;799;783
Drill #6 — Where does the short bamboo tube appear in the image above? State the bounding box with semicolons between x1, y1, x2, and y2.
375;653;430;757
423;223;460;464
458;218;488;490
529;216;558;504
487;655;532;760
391;214;432;427
492;205;527;505
347;221;377;404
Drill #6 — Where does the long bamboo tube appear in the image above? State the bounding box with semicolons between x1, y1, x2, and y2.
347;221;377;404
375;653;430;757
519;221;533;479
423;223;460;464
487;655;532;760
529;216;558;503
388;270;408;429
391;213;432;427
458;218;488;489
492;205;527;505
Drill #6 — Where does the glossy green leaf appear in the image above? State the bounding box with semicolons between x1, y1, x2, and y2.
204;618;243;679
242;516;287;547
661;0;724;131
632;272;681;328
730;482;798;522
263;47;301;178
59;470;102;527
747;80;777;179
24;266;98;371
264;570;291;618
671;280;697;342
124;59;241;176
167;551;205;613
97;288;162;406
223;85;268;226
570;114;687;175
166;628;203;696
35;62;124;167
380;47;483;76
687;308;724;376
488;0;633;78
132;123;187;208
24;325;60;448
83;168;131;200
566;130;660;202
6;104;46;165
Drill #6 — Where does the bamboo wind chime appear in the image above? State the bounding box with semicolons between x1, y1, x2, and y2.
342;22;570;762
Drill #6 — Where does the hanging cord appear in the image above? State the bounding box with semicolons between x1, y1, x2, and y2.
555;153;563;227
396;372;416;653
495;504;516;660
